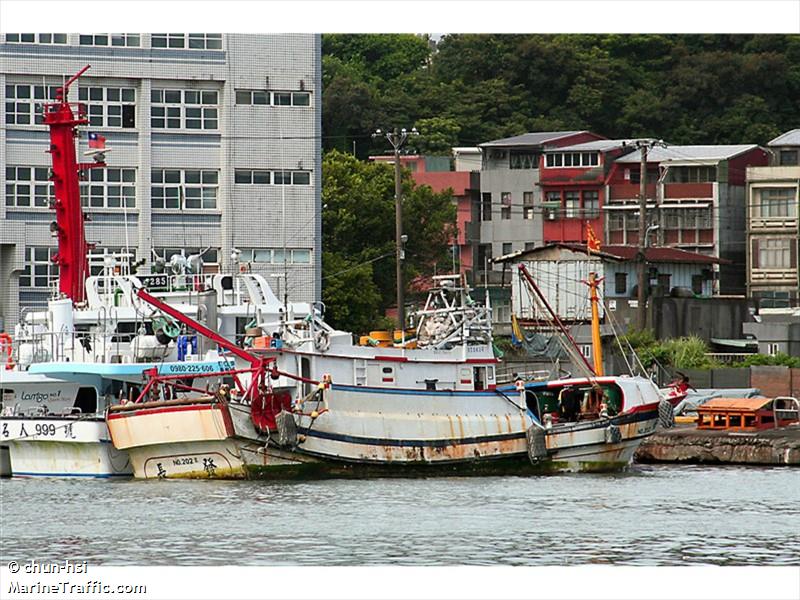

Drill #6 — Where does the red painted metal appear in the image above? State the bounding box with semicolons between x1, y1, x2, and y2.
42;64;105;304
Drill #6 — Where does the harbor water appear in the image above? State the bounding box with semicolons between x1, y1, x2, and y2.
1;465;798;566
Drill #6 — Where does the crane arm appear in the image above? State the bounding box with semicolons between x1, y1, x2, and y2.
134;287;260;367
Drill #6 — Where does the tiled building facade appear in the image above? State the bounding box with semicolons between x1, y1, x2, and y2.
0;33;322;330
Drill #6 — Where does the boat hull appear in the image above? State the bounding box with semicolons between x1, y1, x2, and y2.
1;416;131;478
107;400;319;479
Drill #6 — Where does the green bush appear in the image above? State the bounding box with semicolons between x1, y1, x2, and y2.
733;352;800;368
619;329;718;370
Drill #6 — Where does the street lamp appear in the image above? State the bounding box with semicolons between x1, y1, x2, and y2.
372;126;419;331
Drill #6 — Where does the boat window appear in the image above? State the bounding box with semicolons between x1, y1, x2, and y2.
74;387;97;414
382;367;393;374
473;367;485;391
301;357;311;396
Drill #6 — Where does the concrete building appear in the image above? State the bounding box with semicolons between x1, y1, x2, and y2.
608;145;770;295
0;33;322;330
746;129;799;308
475;131;603;284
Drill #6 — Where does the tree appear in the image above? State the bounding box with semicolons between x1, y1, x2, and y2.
321;150;456;334
413;117;461;155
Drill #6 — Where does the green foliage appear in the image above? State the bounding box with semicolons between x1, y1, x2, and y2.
414;117;461;155
321;150;456;334
733;353;800;368
322;34;800;151
620;329;718;370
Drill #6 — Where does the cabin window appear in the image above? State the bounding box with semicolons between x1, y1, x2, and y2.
74;387;97;415
459;368;472;385
301;357;312;396
381;366;395;383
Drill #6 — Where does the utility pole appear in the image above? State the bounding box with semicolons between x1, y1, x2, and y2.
373;127;419;331
635;138;665;330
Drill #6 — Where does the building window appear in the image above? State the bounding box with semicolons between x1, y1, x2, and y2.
500;192;512;219
5;166;54;208
628;168;659;184
779;150;798;166
583;190;599;218
767;343;780;356
151;34;221;49
6;33;67;44
522;192;534;220
667;166;717;183
755;188;796;218
21;247;58;288
238;248;312;264
79;34;140;47
477;244;492;270
151;34;185;48
607;212;624;231
80;168;136;208
5;83;61;125
525;242;536;251
614;272;627;295
235;89;311;107
78;86;136;128
234;169;311;185
509;151;539;170
657;273;672;292
564;191;580;218
546;152;599;168
544;191;561;219
151;169;218;210
481;192;492;221
151;89;218;130
757;238;794;269
502;243;512;255
154;247;220;273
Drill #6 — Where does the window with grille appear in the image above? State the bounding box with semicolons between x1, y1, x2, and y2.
509;151;539;170
757;238;794;269
80;168;136;208
151;88;218;130
481;193;492;221
523;192;534;219
5;166;53;208
564;191;580;218
500;192;512;219
78;86;136;128
151;169;218;210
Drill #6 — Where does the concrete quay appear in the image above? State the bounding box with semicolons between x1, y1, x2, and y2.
635;424;800;465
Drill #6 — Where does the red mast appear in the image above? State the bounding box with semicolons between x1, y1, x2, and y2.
42;64;106;304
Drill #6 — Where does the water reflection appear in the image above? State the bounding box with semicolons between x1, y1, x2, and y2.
2;465;798;566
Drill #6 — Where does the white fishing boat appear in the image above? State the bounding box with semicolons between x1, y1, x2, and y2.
0;65;307;478
106;273;674;478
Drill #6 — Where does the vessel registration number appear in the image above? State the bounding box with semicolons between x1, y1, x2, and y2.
2;421;77;440
161;360;234;375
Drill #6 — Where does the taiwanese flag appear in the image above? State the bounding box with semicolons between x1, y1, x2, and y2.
88;132;106;149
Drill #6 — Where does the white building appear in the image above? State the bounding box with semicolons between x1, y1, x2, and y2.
0;33;321;330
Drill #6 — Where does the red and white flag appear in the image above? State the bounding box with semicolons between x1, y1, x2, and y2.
88;132;106;149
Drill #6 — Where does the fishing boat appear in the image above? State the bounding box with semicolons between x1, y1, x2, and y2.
0;65;305;477
106;272;675;478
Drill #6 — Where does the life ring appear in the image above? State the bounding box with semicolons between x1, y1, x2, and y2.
0;333;14;370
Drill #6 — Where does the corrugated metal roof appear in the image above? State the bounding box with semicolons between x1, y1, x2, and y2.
479;131;585;148
494;243;723;265
699;397;772;411
768;129;800;146
615;144;759;164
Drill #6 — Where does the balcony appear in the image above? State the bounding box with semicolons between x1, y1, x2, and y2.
664;183;714;199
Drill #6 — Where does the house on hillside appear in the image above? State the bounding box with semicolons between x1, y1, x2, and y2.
746;129;799;308
608;145;770;295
